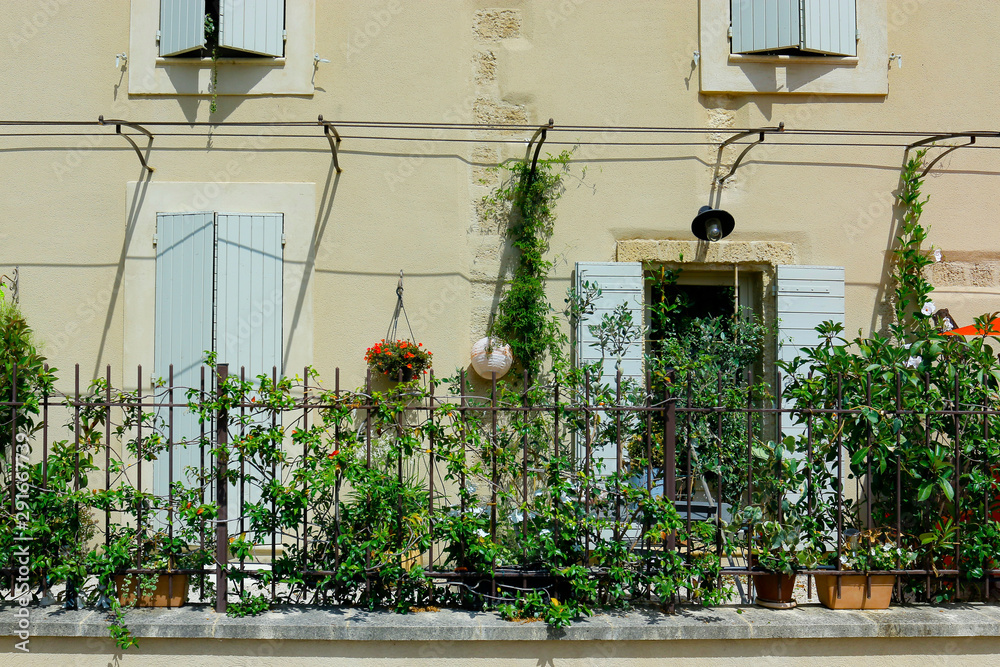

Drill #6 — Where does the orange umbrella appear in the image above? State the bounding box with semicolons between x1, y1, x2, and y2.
942;318;1000;336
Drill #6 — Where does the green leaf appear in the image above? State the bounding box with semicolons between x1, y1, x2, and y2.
917;483;934;503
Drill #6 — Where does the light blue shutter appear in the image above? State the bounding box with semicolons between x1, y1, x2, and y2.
153;212;214;500
731;0;801;54
576;262;644;474
802;0;857;56
776;265;845;441
576;262;645;386
159;0;206;57
219;0;285;57
216;213;284;380
216;213;283;521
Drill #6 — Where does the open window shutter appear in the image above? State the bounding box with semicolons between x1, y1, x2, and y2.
776;265;845;442
731;0;801;54
159;0;206;57
802;0;857;56
576;262;644;475
219;0;285;57
153;212;214;500
576;262;645;387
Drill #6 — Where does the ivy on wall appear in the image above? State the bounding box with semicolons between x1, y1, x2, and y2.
483;150;573;380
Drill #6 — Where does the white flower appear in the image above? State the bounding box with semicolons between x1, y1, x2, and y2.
476;529;489;538
942;319;954;332
509;510;524;523
905;355;922;369
539;529;551;537
933;248;942;263
920;301;936;317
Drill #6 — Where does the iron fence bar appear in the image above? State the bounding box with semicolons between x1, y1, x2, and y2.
428;371;435;571
168;364;175;608
215;363;229;614
271;365;278;602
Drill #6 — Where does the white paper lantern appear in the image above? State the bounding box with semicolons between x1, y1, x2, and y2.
471;337;513;379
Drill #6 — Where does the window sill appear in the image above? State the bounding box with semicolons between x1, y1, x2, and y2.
155;57;287;68
728;54;859;67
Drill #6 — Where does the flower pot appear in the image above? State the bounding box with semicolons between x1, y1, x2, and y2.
753;572;797;608
114;573;188;607
814;574;895;610
385;367;415;383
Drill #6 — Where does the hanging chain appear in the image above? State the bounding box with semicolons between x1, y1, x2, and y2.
384;270;417;343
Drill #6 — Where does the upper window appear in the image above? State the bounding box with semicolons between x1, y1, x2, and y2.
731;0;856;57
128;0;313;96
699;0;887;95
160;0;286;58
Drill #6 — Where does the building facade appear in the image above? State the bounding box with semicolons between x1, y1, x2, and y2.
2;0;997;395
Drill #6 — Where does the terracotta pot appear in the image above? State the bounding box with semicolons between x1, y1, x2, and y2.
114;573;188;607
753;572;797;605
814;574;895;610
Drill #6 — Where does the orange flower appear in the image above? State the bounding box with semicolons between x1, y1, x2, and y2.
406;363;413;369
196;507;204;515
328;449;340;459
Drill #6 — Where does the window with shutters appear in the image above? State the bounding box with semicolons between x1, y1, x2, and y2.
128;0;315;96
153;211;284;515
160;0;286;59
730;0;857;57
699;0;888;95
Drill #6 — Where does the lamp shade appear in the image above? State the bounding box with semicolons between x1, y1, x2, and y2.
471;337;513;379
691;206;735;242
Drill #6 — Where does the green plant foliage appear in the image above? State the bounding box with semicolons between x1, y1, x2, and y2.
780;150;1000;599
484;150;574;379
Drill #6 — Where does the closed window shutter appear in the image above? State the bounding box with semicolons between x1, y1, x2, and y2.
731;0;801;54
801;0;857;56
219;0;285;57
776;265;845;441
216;213;284;519
215;213;284;379
153;212;214;500
159;0;206;57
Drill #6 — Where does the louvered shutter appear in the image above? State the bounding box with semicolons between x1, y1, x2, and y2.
219;0;285;57
801;0;857;56
153;212;214;500
731;0;801;54
216;213;283;519
159;0;206;57
576;262;644;474
216;213;284;380
576;262;645;386
776;265;845;441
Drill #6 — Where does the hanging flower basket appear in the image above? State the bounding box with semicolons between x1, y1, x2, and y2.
365;339;432;381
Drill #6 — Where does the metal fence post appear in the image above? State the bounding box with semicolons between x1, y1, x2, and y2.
215;363;229;614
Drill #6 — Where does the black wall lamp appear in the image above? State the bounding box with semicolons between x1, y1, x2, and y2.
691;206;734;242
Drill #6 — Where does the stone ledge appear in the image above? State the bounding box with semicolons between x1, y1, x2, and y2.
616;239;796;265
4;604;1000;642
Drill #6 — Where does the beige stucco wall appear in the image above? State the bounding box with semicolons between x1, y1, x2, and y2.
8;635;1000;666
1;0;999;393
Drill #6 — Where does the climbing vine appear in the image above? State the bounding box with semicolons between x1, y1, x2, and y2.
483;150;573;379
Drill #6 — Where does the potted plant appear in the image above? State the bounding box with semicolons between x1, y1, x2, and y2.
365;339;432;382
730;439;823;609
814;528;916;610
